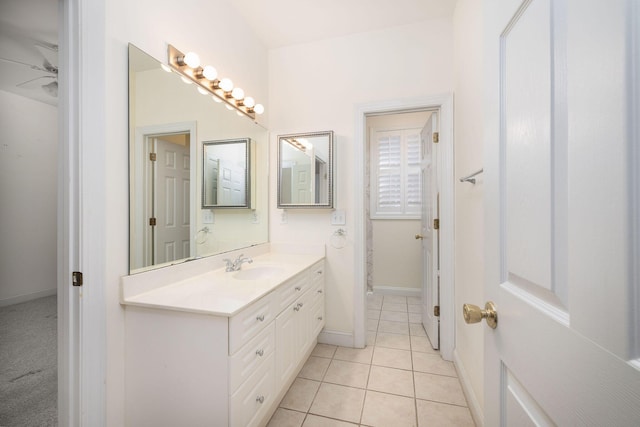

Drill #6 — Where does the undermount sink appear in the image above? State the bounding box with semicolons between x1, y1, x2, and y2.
233;265;284;281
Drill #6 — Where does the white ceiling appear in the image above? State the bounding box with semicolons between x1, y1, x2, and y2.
225;0;458;49
0;0;58;106
0;0;457;106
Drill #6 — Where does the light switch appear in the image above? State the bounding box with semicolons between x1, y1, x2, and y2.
331;210;346;225
202;210;214;224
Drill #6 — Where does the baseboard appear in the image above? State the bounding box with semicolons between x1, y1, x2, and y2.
371;286;422;298
0;288;57;307
453;349;484;427
317;329;355;348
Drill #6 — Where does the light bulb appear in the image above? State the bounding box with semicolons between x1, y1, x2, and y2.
243;96;255;108
219;78;233;92
254;104;265;115
160;63;172;73
202;65;217;81
225;104;234;111
231;87;245;100
197;87;209;95
183;52;200;68
180;76;193;85
212;96;222;103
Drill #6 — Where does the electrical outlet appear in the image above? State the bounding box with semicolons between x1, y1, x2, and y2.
252;211;259;224
280;210;288;224
331;210;346;225
202;210;214;224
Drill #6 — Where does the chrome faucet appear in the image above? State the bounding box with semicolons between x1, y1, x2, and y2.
223;254;253;272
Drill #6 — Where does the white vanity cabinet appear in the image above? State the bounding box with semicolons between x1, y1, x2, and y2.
124;258;325;427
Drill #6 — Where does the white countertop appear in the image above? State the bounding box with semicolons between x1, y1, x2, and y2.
121;252;324;317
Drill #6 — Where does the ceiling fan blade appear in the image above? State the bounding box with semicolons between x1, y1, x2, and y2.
0;56;49;73
35;42;58;68
16;75;55;88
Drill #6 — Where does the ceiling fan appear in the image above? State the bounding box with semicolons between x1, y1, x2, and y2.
0;41;58;97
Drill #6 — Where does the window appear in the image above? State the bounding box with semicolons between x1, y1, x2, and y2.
370;128;422;219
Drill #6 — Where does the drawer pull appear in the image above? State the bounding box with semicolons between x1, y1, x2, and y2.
256;349;264;357
256;315;265;322
293;305;300;312
318;316;323;321
297;302;304;308
316;270;323;275
317;289;323;294
256;395;265;404
295;286;301;291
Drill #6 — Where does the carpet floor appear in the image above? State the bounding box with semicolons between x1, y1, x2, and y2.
0;295;57;426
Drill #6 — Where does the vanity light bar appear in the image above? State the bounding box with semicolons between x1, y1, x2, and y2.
167;44;264;120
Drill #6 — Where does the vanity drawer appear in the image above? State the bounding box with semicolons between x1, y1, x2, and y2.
229;322;275;394
229;292;275;355
273;273;308;313
311;293;325;338
230;353;275;427
310;261;325;286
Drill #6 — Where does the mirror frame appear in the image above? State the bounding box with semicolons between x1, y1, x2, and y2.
277;131;334;209
202;138;253;209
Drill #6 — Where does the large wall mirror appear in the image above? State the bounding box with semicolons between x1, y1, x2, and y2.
128;44;268;274
277;131;334;208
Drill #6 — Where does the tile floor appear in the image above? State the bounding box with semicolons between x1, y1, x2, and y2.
267;294;475;427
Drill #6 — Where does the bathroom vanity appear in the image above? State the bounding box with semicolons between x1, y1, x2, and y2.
121;247;325;427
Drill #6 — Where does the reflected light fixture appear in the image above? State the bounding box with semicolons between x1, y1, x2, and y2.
167;44;264;119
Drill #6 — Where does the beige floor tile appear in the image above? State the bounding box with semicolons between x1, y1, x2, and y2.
408;304;422;313
409;313;422;323
361;391;417;427
378;320;410;335
302;414;359;427
367;318;379;332
416;399;475;426
409;323;427;336
366;331;377;346
380;310;409;322
372;347;412;370
412;352;456;377
312;343;337;358
267;408;306;427
367;309;381;320
410;335;438;353
375;332;411;351
383;295;407;304
382;302;408;312
298;356;331;381
414;372;467;406
367;365;414;397
334;346;374;364
323;359;370;388
367;295;383;310
407;296;422;304
309;383;366;424
280;378;321;412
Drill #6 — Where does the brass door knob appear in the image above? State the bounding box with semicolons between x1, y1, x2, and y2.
463;302;498;329
415;234;424;240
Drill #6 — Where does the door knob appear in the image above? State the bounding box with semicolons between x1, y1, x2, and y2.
415;234;424;240
463;302;498;329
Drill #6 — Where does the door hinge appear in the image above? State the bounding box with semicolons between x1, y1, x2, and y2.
72;271;83;287
433;218;440;230
434;305;440;317
150;152;157;161
149;217;157;226
432;132;439;143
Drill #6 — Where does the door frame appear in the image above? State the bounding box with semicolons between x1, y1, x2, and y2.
354;94;454;360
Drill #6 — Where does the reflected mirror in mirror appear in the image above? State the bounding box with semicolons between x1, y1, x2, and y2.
277;131;334;208
128;44;268;274
202;138;253;209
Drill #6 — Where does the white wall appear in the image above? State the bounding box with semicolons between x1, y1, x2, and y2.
0;90;57;305
269;20;453;337
95;1;270;423
453;0;485;424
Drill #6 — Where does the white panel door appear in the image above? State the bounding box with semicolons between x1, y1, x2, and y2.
483;0;640;424
154;137;190;264
291;164;311;203
420;113;439;349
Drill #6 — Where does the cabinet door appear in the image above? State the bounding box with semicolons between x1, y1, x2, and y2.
275;302;299;389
